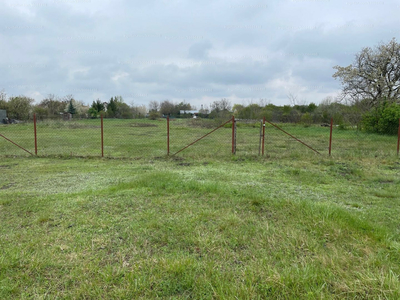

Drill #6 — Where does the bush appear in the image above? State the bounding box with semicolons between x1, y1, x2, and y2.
148;111;160;120
362;102;400;135
300;112;312;127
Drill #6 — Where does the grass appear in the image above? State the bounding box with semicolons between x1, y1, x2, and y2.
0;118;398;159
0;153;400;298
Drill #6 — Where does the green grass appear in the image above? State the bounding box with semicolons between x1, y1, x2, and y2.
1;154;400;298
1;118;398;159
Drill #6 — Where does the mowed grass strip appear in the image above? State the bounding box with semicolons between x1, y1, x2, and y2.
0;156;400;298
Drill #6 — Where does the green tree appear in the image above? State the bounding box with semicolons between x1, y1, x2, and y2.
307;103;317;113
106;97;117;118
33;106;49;119
118;102;133;119
106;96;132;118
67;100;76;115
88;107;98;119
7;96;34;120
88;100;105;118
38;94;66;116
0;99;8;111
92;100;105;113
301;112;313;127
160;100;177;116
176;101;192;111
237;104;261;119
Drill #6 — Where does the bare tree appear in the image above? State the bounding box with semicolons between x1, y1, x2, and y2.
160;100;176;116
210;98;232;119
211;98;231;112
287;93;298;106
39;94;66;116
0;89;6;101
148;100;160;112
333;38;400;107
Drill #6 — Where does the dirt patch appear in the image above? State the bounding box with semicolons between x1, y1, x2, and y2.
0;183;14;190
171;156;184;161
0;164;18;169
128;133;153;136
388;162;400;170
129;123;158;127
45;122;100;129
379;180;394;184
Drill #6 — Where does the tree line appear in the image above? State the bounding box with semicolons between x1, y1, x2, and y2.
0;91;374;127
0;93;147;120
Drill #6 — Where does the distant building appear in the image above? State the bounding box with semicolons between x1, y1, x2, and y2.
180;110;199;118
63;112;72;120
180;110;199;114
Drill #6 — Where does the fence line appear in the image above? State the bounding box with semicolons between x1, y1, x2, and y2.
1;114;400;158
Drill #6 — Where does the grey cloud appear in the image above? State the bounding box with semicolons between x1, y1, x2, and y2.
188;41;212;59
0;0;398;107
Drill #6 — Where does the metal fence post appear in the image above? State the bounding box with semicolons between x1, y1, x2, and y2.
101;114;104;157
262;116;265;156
329;118;333;156
397;118;400;157
232;115;236;154
167;116;170;155
33;113;38;155
258;120;262;155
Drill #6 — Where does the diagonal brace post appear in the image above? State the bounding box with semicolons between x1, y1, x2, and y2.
0;133;34;155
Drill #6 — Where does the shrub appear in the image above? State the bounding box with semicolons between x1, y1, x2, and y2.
300;112;312;127
148;111;161;120
362;102;400;135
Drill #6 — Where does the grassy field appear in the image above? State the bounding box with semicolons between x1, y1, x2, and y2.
0;118;398;159
1;153;400;298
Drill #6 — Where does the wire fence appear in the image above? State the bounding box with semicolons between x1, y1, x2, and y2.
1;114;399;159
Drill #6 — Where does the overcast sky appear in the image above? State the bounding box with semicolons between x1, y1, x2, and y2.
0;0;398;108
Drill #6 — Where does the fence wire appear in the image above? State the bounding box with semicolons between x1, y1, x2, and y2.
0;115;399;159
169;118;232;158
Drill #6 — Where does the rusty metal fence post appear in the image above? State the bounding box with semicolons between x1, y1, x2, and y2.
397;118;400;157
101;114;104;157
167;116;170;155
258;120;262;155
329;118;333;156
232;115;236;154
262;116;265;156
33;113;38;155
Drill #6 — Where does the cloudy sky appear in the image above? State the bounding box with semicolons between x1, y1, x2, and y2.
0;0;398;108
